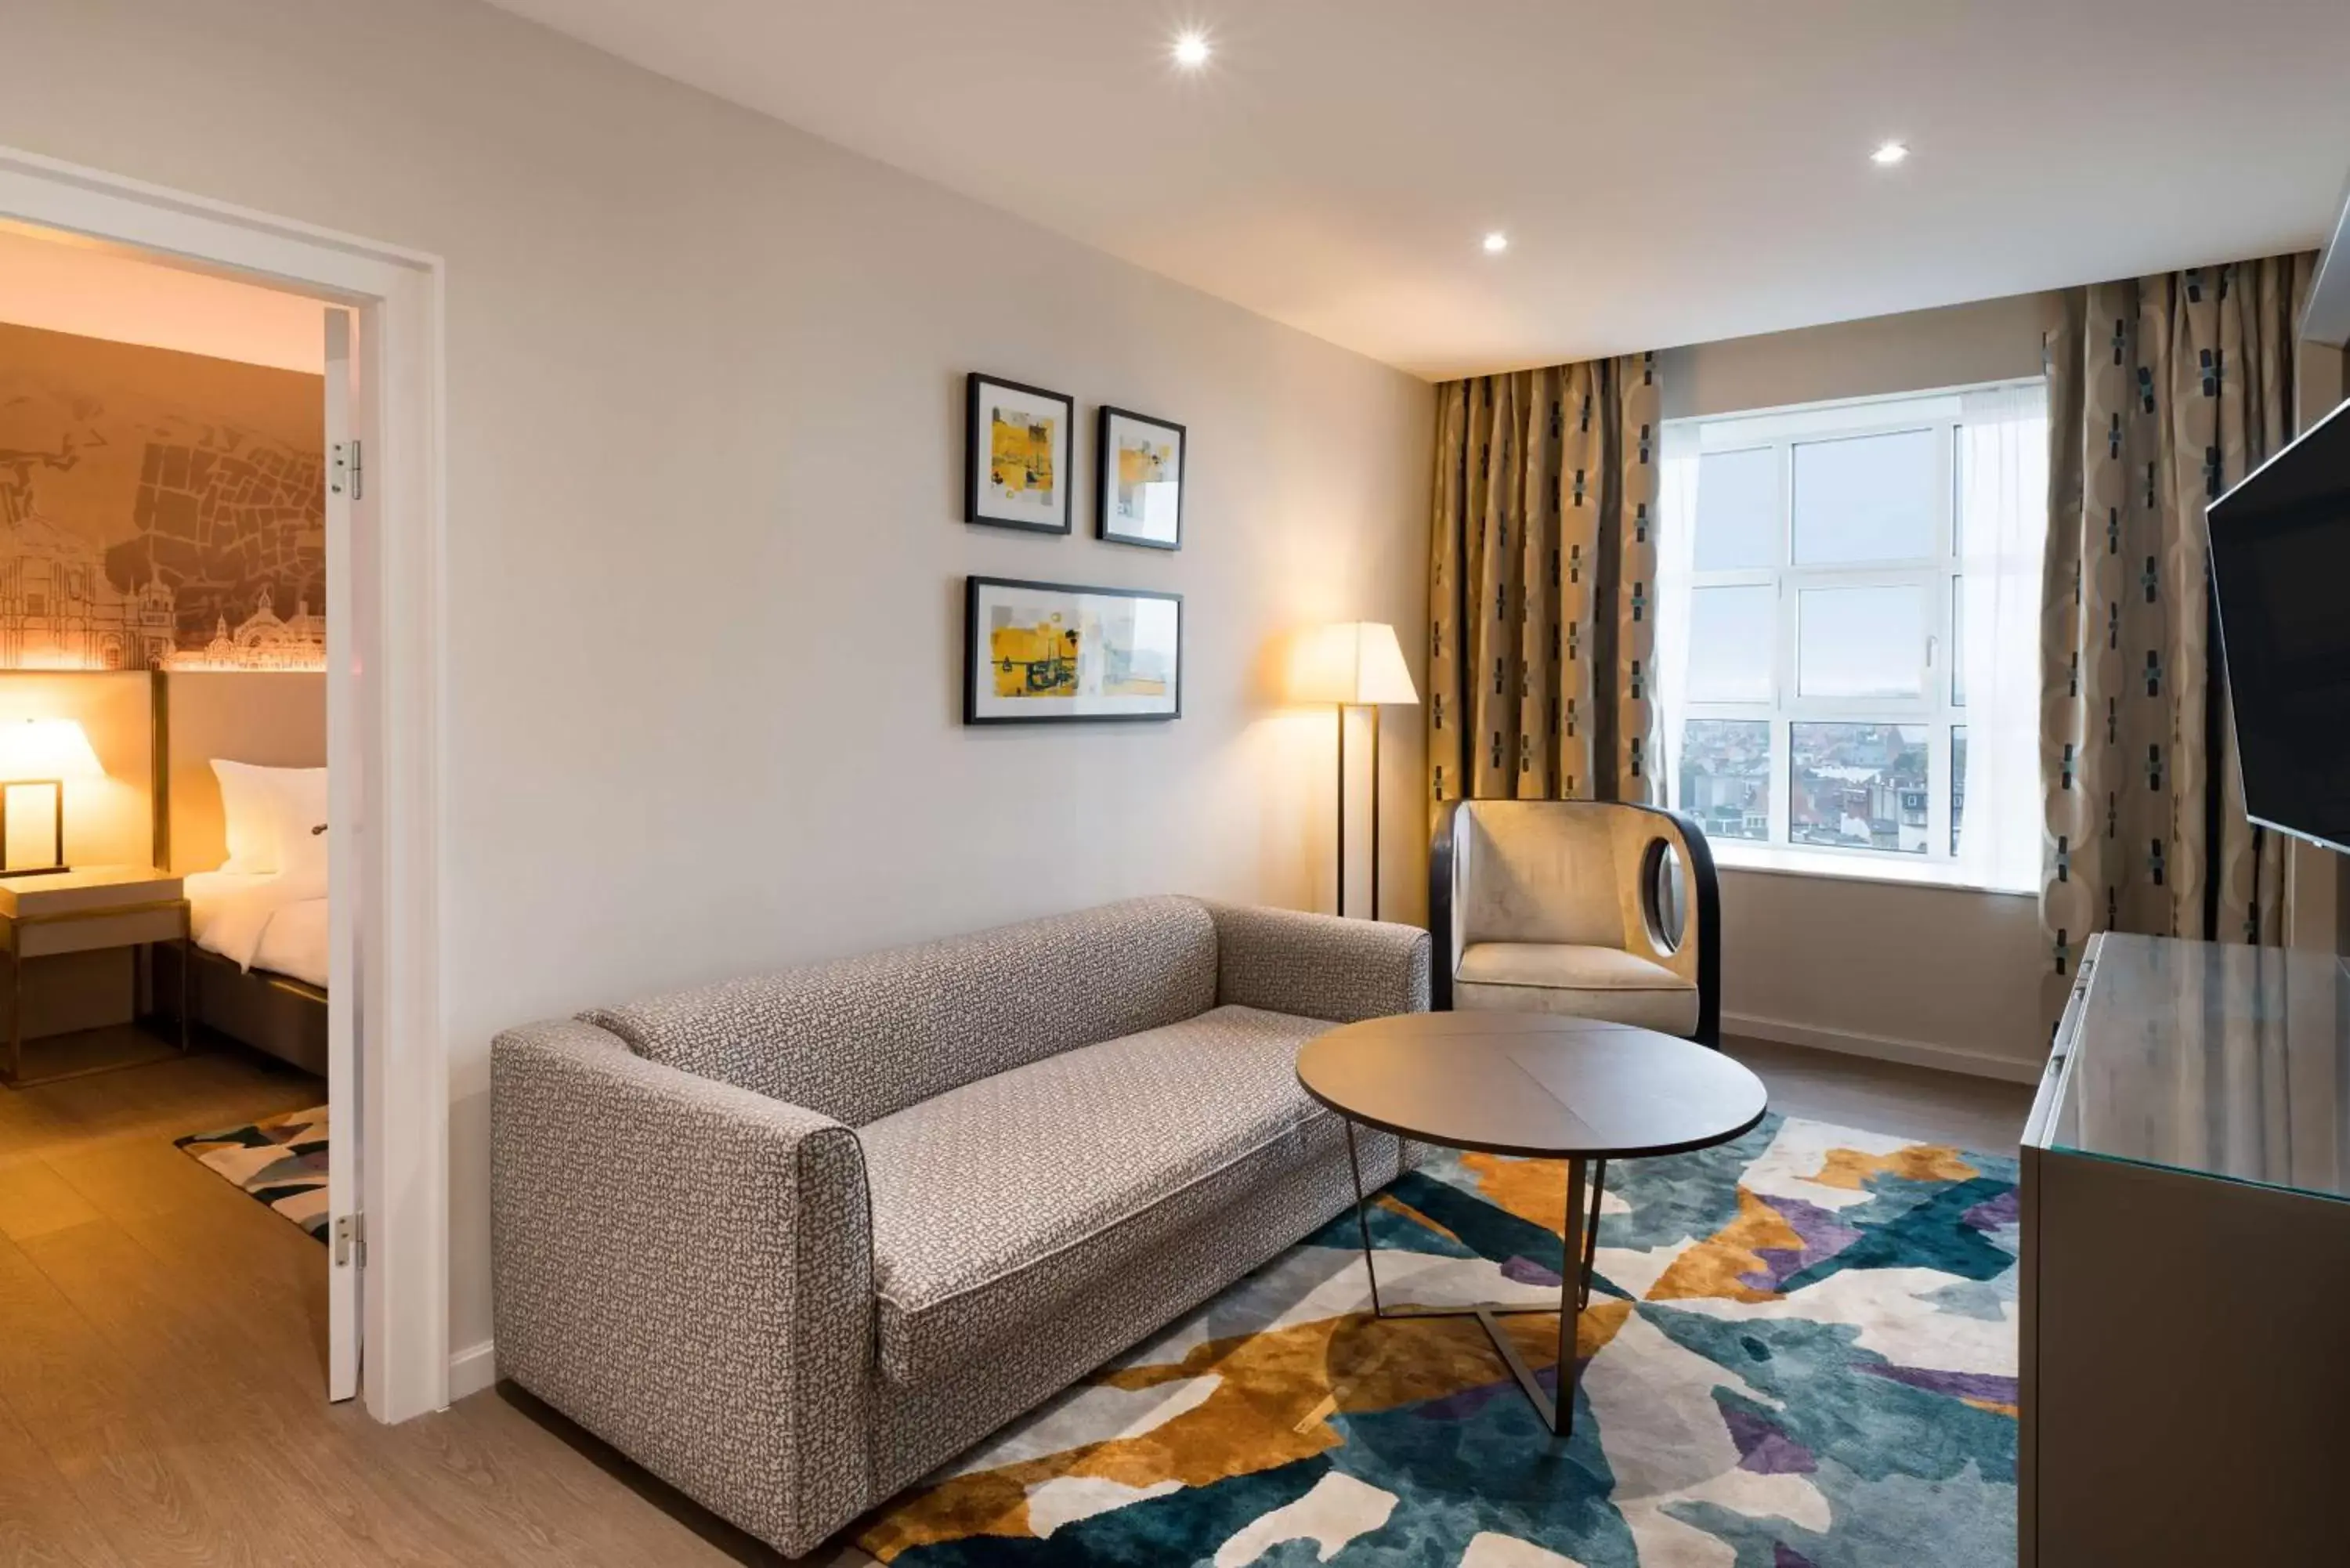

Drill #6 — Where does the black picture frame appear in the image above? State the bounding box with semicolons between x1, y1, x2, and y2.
965;373;1075;534
1095;405;1186;551
963;575;1184;725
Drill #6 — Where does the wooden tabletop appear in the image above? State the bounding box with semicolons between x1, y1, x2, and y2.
1297;1011;1769;1159
0;865;182;919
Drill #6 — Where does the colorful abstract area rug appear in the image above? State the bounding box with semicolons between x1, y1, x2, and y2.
858;1114;2018;1567
174;1105;330;1242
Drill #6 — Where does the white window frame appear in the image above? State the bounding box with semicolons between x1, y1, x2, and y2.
1668;381;2037;883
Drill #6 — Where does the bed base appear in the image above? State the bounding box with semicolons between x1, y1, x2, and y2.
154;941;327;1078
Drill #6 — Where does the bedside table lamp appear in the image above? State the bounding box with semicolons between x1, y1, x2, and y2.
1291;622;1419;919
0;718;103;877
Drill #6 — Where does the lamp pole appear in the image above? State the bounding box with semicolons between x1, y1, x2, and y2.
1335;702;1347;919
1370;700;1382;920
1334;701;1386;922
1306;621;1415;923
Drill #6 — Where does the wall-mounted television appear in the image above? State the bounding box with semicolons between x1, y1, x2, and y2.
2208;395;2350;854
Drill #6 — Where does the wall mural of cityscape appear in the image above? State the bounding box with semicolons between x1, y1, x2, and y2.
0;320;325;672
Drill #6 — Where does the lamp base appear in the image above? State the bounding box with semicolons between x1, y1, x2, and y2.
0;779;66;880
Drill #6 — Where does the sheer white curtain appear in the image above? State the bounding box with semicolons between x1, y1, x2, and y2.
1954;381;2048;890
1654;423;1701;800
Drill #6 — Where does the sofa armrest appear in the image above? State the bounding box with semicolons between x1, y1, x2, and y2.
490;1019;873;1556
1204;902;1431;1023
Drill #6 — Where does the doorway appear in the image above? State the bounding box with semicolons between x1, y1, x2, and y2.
0;146;446;1422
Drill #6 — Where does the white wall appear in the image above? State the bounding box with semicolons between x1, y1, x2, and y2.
1716;869;2048;1078
1661;292;2055;1078
2;0;1433;1364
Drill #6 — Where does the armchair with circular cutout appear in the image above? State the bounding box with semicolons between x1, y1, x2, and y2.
1429;799;1721;1048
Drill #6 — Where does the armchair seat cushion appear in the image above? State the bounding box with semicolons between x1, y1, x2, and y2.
1454;941;1701;1035
859;1003;1343;1389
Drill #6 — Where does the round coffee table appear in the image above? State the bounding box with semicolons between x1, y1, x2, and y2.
1296;1011;1768;1438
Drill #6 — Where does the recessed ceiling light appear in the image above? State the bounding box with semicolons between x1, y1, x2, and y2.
1871;141;1910;166
1172;32;1211;68
1482;231;1509;255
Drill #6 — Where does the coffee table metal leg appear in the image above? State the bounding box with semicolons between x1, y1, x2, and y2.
1342;1118;1384;1317
1553;1155;1585;1430
1579;1158;1607;1313
1340;1117;1605;1440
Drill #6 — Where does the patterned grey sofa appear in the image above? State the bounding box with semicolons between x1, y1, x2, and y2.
490;894;1430;1556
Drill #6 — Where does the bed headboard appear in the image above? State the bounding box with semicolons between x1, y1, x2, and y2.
162;672;327;875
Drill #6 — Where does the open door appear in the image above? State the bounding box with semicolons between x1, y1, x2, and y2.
323;308;360;1402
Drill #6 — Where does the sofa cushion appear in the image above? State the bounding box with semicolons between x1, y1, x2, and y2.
582;896;1219;1125
1455;941;1701;1035
859;1003;1339;1389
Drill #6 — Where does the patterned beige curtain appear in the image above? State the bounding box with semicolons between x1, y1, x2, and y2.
2040;253;2316;1022
1427;356;1661;811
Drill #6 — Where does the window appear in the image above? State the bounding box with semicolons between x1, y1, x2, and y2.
1661;381;2047;889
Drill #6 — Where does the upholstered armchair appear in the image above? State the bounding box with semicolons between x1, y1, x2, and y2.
1430;799;1720;1047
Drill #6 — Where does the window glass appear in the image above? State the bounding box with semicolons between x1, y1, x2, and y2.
1792;428;1936;564
1679;718;1771;842
1790;722;1929;854
1796;584;1925;699
1687;585;1775;703
1695;447;1778;569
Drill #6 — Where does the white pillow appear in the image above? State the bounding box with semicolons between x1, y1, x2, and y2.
210;761;328;880
212;759;284;873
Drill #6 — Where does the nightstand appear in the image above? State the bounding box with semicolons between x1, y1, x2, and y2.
0;865;191;1088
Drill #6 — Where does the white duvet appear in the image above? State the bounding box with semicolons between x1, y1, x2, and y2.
186;869;331;989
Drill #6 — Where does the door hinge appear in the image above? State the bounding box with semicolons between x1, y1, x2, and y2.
331;439;364;500
334;1212;366;1267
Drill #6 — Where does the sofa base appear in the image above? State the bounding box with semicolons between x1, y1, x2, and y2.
868;1117;1406;1503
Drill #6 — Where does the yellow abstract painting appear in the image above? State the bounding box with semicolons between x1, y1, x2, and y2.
1114;433;1175;521
991;614;1079;699
990;406;1058;504
1098;409;1183;546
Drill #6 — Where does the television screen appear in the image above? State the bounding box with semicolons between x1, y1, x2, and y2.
2208;396;2350;853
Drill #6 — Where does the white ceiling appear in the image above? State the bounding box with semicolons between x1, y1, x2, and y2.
486;0;2350;380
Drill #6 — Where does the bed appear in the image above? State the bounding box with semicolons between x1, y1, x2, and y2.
154;671;330;1075
186;871;328;989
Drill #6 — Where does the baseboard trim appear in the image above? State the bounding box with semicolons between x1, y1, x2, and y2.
1723;1011;2044;1085
447;1339;497;1404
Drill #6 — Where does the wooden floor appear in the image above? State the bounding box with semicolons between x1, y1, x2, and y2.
1723;1034;2037;1156
0;1029;2034;1566
0;1033;855;1566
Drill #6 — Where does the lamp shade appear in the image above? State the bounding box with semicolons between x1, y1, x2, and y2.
1289;621;1419;706
0;718;103;782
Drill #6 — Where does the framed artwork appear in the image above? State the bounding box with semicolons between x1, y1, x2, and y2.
964;575;1183;724
1096;406;1186;550
966;373;1074;533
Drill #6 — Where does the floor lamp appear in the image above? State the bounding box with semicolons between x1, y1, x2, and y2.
1294;622;1419;919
